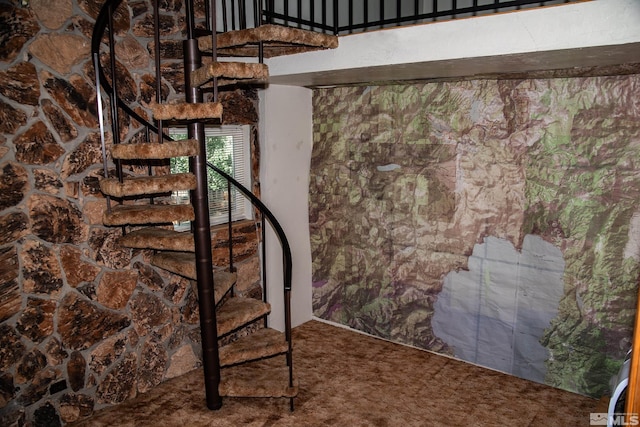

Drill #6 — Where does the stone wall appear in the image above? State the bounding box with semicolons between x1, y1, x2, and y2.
310;76;640;398
0;0;262;425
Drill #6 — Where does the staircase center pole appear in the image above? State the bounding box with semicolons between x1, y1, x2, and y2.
184;37;222;410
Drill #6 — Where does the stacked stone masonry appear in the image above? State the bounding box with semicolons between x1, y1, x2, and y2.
0;0;263;425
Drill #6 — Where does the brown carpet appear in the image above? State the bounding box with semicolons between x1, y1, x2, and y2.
74;320;599;426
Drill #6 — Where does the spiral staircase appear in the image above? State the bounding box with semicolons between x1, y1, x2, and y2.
91;0;337;411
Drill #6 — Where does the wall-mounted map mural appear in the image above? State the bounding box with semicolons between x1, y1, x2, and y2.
309;76;640;397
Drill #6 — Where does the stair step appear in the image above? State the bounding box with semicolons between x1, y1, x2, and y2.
191;62;268;88
103;204;194;226
150;102;223;121
100;173;196;198
219;327;288;367
118;228;195;252
110;140;199;160
199;24;339;58
220;358;297;398
152;251;237;304
217;297;270;337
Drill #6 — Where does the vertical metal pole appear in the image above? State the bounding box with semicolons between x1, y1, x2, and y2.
227;180;235;272
184;37;222;411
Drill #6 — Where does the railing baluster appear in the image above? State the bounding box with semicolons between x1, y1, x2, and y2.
94;52;111;214
227;180;235;272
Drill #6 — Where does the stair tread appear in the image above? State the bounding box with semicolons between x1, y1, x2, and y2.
103;204;194;226
219;327;288;367
100;173;196;198
152;251;236;304
217;297;270;337
191;61;268;88
118;228;195;252
150;101;222;121
111;140;199;160
220;358;297;398
199;24;338;58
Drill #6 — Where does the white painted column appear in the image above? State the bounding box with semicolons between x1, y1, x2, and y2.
258;84;314;331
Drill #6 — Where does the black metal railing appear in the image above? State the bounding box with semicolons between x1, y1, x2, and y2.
217;0;581;35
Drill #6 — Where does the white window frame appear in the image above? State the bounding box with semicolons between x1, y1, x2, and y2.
169;125;253;230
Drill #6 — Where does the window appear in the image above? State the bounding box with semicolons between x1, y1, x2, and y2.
169;125;252;230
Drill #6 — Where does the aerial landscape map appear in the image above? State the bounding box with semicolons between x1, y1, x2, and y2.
309;75;640;397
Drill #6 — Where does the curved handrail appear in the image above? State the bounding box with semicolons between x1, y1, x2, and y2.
91;0;166;139
92;0;293;295
207;162;293;292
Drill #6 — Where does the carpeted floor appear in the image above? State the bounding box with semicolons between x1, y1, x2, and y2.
74;320;600;426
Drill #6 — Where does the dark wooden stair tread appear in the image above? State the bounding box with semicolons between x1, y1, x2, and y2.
219;327;289;367
110;139;199;160
150;101;222;121
100;173;196;198
199;24;338;58
217;297;271;337
191;61;268;88
220;357;297;398
151;251;236;296
118;227;195;252
103;204;194;226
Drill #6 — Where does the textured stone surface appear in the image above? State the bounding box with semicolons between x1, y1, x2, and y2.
29;194;88;245
59;245;101;287
21;239;64;297
0;372;14;408
41;99;78;143
34;168;63;194
31;0;73;29
0;99;27;134
0;254;21;333
15;348;47;384
0;246;21;323
82;200;107;225
45;337;68;366
180;283;199;324
96;353;137;404
61;132;104;179
0;62;40;106
130;292;171;336
67;351;86;392
0;324;25;370
165;344;199;379
0;211;28;246
89;335;127;376
57;292;130;350
96;270;138;310
134;261;165;291
115;36;149;70
163;275;189;304
86;55;137;104
132;13;180;38
14;121;66;165
138;339;167;393
33;402;61;427
0;3;39;62
88;228;132;269
29;33;90;75
0;162;29;210
18;367;59;406
59;393;94;423
41;71;98;128
78;0;130;34
16;297;56;343
220;89;259;125
140;73;170;104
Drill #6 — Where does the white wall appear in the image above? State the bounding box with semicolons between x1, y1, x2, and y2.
258;85;314;330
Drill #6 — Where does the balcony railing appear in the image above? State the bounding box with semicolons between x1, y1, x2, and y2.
219;0;582;35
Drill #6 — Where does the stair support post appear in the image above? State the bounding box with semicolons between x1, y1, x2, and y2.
184;38;222;410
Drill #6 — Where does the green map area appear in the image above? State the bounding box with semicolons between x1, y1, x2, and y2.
310;76;640;397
